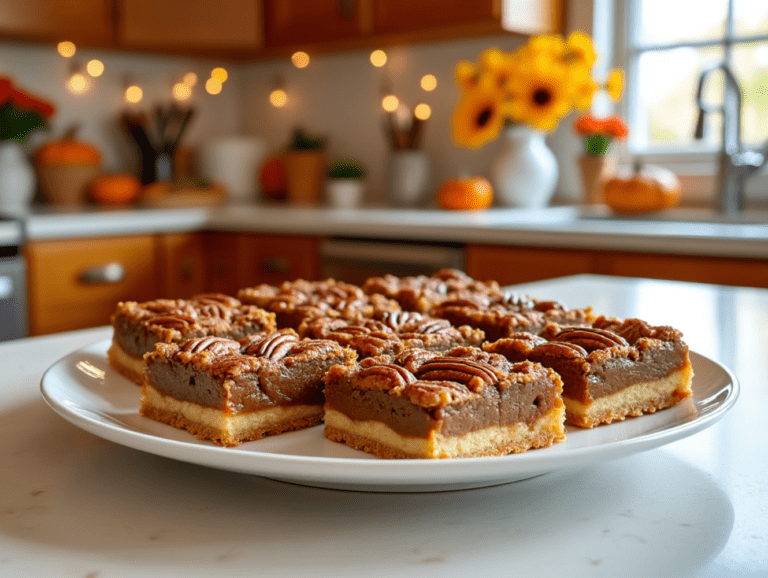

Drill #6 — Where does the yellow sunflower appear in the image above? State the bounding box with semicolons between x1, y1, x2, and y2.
605;68;624;101
506;56;575;132
566;31;597;68
526;34;567;60
452;79;507;148
455;60;477;90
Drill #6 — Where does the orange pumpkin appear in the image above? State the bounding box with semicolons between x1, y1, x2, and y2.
90;174;142;205
35;127;101;166
437;177;493;210
603;164;681;213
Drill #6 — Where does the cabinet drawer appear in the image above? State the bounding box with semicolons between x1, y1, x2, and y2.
26;236;158;335
237;234;321;288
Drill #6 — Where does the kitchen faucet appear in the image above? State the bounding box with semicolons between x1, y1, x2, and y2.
694;62;767;215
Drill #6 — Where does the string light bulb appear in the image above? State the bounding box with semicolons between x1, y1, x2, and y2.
183;72;198;86
382;94;399;112
414;103;432;120
269;88;287;107
370;50;387;67
420;74;437;91
210;67;228;83
125;85;143;104
86;59;104;77
205;78;222;95
57;41;76;58
291;51;310;68
172;82;192;102
66;72;89;94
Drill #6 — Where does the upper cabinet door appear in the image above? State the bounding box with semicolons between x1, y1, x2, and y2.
0;0;114;46
118;0;262;55
371;0;500;35
262;0;363;48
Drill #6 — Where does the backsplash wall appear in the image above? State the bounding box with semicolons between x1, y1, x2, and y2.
0;42;240;176
235;35;584;206
1;36;592;207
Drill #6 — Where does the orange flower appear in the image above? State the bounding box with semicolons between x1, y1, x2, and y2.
605;116;629;139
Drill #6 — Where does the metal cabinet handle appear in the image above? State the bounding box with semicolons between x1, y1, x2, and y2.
260;256;292;274
78;262;126;284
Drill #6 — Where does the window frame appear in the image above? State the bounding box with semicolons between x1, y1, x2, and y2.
617;0;768;167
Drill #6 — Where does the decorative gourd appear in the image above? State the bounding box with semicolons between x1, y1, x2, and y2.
603;164;681;213
90;174;142;205
35;126;100;166
437;177;493;210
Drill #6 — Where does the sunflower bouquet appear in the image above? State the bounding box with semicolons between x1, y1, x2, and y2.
452;33;623;149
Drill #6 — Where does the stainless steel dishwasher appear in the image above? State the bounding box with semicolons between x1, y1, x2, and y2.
319;238;464;285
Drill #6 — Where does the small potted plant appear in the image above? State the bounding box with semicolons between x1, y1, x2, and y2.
282;128;327;205
325;158;365;209
574;114;629;205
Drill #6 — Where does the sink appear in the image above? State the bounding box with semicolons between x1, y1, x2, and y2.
578;205;768;224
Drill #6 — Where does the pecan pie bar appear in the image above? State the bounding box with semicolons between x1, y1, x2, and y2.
298;311;484;358
141;330;357;446
109;293;276;384
362;268;503;313
238;279;399;329
484;317;693;428
432;293;594;342
323;346;565;459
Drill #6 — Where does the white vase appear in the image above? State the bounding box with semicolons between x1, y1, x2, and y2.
0;140;36;211
388;150;430;207
490;125;558;209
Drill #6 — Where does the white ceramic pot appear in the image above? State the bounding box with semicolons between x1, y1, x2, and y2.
490;125;558;209
325;178;364;209
198;136;265;203
0;140;35;212
387;150;430;207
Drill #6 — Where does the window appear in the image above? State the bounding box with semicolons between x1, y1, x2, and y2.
621;0;768;155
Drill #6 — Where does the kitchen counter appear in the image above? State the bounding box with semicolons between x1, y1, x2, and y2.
13;203;768;259
2;275;766;577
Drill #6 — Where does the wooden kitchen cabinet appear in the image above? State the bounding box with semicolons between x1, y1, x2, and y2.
261;0;564;54
466;244;598;286
26;235;159;336
236;233;321;287
202;232;321;296
466;244;768;289
371;0;563;41
262;0;364;48
0;0;114;46
155;232;206;299
117;0;262;55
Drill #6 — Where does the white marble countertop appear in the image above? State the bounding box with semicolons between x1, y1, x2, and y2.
11;203;768;259
2;275;765;577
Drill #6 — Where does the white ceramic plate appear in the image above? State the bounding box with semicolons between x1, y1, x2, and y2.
41;339;738;492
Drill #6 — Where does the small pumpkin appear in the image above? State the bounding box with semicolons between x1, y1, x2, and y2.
437;177;493;210
35;126;101;166
90;174;142;205
603;164;681;213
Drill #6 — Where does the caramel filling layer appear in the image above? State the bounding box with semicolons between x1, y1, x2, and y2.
563;365;693;428
324;405;565;459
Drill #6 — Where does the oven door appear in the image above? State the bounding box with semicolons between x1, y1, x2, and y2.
320;238;464;286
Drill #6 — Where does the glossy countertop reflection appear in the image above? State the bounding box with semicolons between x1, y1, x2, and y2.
1;274;765;577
